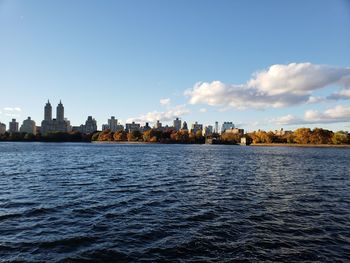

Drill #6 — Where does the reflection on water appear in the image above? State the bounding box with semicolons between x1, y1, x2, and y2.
0;143;350;262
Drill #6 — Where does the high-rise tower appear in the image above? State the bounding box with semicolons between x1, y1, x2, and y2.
44;100;52;121
56;100;64;121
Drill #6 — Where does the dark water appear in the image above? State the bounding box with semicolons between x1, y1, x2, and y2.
0;143;350;262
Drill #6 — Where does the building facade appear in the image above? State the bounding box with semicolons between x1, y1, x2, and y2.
221;122;235;133
41;100;71;135
125;122;140;132
191;122;203;134
182;121;188;131
141;122;151;132
20;117;36;134
173;118;181;131
102;116;124;132
203;125;213;136
9;119;19;133
214;121;219;133
224;128;244;136
0;122;6;134
84;116;97;134
154;120;162;129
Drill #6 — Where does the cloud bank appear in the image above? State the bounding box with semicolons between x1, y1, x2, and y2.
127;105;190;124
1;107;22;118
185;63;350;109
160;98;171;106
272;105;350;125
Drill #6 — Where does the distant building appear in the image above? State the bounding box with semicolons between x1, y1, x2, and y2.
221;122;235;133
0;122;6;134
273;128;292;136
72;125;84;133
72;116;97;134
41;100;71;135
108;116;123;132
191;122;203;134
102;116;124;132
125;122;140;132
182;121;188;131
20;117;36;134
224;128;244;136
240;137;249;145
84;116;97;134
214;121;219;133
9;119;19;133
142;122;151;132
154;120;162;129
203;125;213;136
102;124;110;131
173;118;181;131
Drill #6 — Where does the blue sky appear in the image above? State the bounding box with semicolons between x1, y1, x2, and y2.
1;0;350;131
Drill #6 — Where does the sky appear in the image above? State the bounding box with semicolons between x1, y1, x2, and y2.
1;0;350;132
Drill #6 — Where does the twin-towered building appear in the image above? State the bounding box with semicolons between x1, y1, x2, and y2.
41;100;71;135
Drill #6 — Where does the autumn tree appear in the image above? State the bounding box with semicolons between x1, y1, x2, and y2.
113;130;127;141
127;130;142;141
98;130;114;141
293;128;312;144
309;128;333;144
221;132;240;144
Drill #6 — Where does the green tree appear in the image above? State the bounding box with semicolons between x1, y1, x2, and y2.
332;131;349;145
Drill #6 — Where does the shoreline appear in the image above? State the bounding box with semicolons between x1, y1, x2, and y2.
251;143;350;148
1;141;350;148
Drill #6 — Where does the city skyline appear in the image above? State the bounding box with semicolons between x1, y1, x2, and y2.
1;1;350;132
1;99;246;134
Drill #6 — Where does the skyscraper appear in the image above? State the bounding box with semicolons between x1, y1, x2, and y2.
44;100;52;121
9;119;19;133
221;122;235;133
191;122;203;134
182;121;188;131
84;116;97;134
56;100;64;121
173;118;181;131
108;116;121;132
214;121;219;134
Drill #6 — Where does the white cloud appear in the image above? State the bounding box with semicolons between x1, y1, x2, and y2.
1;107;22;118
271;114;300;125
271;105;350;125
328;89;350;100
127;105;190;124
160;98;171;106
307;96;325;104
3;107;21;112
185;63;350;109
199;108;207;113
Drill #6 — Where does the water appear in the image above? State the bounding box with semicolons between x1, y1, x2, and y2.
0;142;350;262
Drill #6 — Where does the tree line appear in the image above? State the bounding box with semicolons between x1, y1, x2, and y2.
1;127;349;145
247;128;350;145
0;131;92;142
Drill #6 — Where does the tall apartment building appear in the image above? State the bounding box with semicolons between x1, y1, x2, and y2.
0;122;6;134
9;119;19;133
20;117;36;134
173;118;181;131
41;100;71;134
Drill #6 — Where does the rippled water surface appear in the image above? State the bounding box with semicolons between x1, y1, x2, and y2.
0;142;350;262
